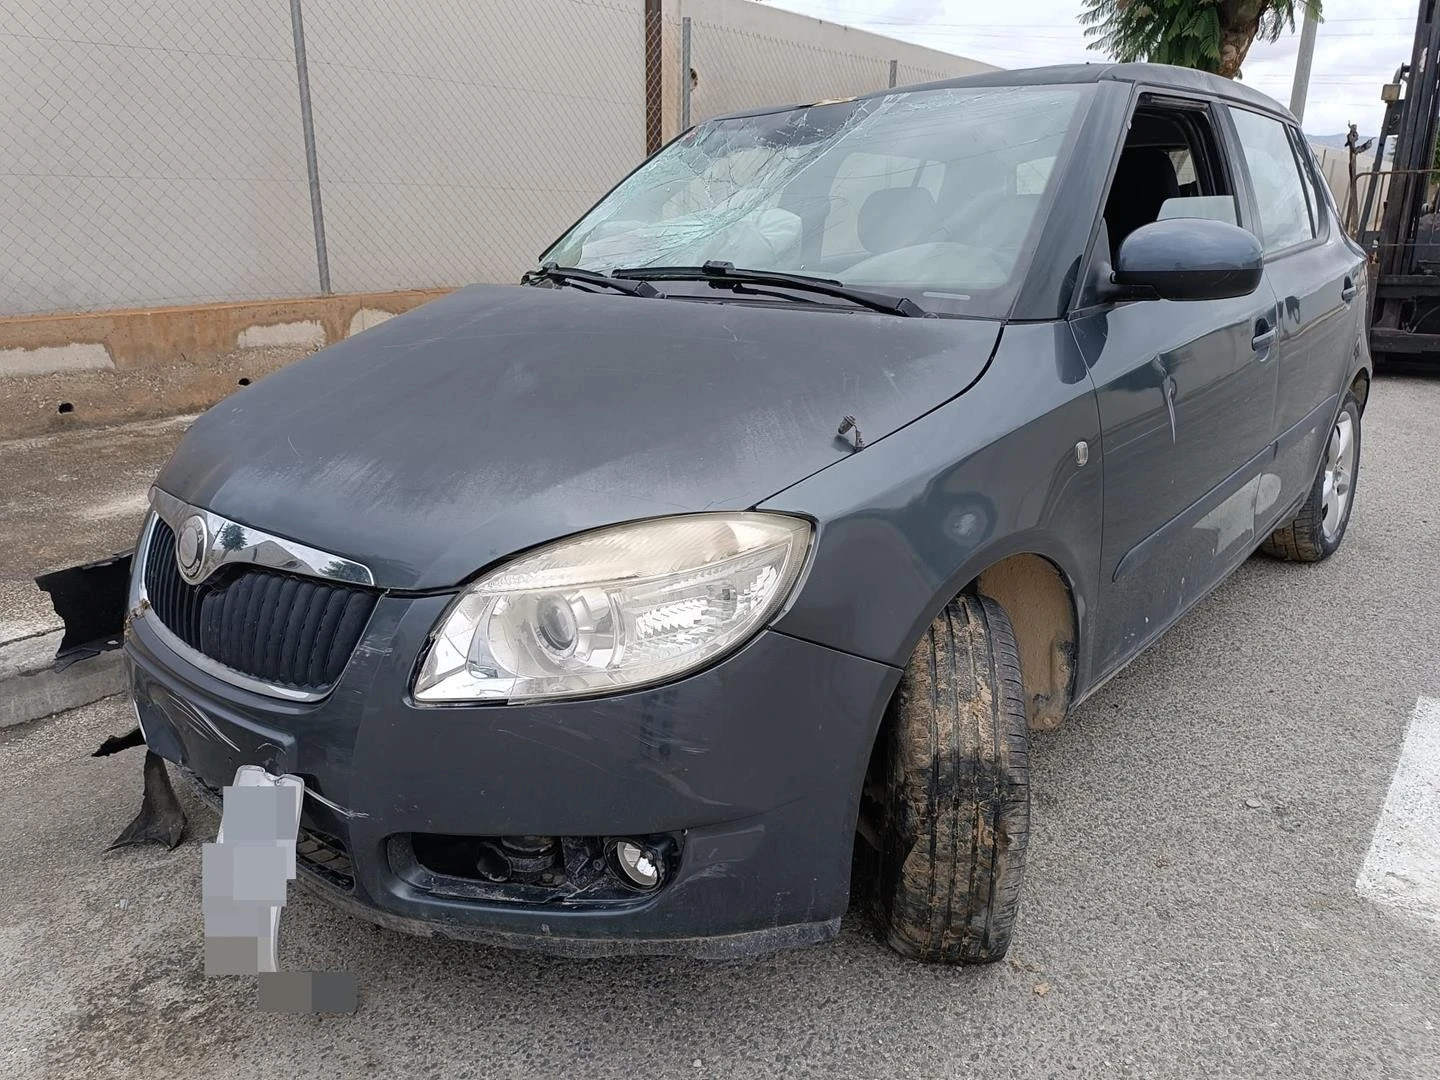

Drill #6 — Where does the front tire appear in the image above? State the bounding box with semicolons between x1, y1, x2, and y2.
1261;392;1362;562
873;593;1030;964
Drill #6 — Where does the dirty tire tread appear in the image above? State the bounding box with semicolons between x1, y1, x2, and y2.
1260;392;1361;563
875;593;1030;965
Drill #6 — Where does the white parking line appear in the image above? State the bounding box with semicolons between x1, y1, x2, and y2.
1357;697;1440;922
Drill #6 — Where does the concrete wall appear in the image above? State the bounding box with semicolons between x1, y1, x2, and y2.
2;0;318;316
298;0;647;292
2;0;648;314
0;289;447;438
670;0;997;129
1312;145;1360;209
1310;143;1385;233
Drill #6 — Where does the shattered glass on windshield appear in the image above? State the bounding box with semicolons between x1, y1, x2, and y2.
540;85;1090;316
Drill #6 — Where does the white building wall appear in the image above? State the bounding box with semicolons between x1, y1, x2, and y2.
675;0;998;126
300;0;648;293
1;0;317;315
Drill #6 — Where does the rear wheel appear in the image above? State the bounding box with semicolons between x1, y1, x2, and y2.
872;593;1030;964
1261;392;1362;562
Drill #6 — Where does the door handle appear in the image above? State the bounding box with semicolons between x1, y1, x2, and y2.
1341;276;1357;303
1251;318;1277;354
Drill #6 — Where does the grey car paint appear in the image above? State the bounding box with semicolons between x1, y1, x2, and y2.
127;62;1372;954
156;284;1000;591
762;320;1104;677
767;75;1366;695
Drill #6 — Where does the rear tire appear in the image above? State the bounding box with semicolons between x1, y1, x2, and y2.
1260;392;1362;562
873;593;1030;964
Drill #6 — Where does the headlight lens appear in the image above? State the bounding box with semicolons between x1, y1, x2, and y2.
413;513;811;703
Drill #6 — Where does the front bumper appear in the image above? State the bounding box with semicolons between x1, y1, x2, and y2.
126;593;900;957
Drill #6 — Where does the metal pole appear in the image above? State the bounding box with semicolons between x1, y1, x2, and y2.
1359;129;1390;248
888;58;898;89
644;0;662;153
1345;126;1362;235
1288;4;1319;122
681;17;692;129
289;0;330;295
1360;83;1401;246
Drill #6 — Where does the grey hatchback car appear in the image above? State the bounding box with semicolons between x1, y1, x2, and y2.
125;63;1370;964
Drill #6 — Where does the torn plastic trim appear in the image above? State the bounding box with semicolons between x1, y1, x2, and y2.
35;550;133;671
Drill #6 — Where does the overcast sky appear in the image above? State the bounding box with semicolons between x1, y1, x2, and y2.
765;0;1416;136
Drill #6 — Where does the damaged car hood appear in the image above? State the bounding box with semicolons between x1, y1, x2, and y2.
156;284;1000;589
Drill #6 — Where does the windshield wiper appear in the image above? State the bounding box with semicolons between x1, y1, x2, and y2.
611;261;930;317
522;262;662;298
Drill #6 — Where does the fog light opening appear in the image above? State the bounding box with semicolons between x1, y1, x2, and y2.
612;839;663;890
473;840;511;884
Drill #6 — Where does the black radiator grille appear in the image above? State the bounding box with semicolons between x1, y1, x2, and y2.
143;518;378;692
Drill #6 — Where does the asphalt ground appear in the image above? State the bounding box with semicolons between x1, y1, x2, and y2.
2;376;1437;1080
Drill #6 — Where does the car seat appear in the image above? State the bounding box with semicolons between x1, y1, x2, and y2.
857;187;940;254
1104;147;1180;261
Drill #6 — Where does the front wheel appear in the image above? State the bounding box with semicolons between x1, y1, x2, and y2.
873;593;1030;964
1261;391;1362;562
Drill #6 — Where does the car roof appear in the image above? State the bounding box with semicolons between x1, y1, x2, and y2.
710;62;1295;125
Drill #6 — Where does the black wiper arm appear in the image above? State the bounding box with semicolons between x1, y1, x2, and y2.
612;261;930;317
522;262;662;298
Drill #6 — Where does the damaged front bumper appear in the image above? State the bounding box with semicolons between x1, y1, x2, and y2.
125;591;900;958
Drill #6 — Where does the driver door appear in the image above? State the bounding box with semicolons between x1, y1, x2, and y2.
1073;94;1279;683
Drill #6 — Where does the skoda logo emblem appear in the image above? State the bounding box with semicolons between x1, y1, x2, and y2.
175;514;209;584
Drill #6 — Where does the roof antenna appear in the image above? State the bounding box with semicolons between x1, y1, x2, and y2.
837;415;865;451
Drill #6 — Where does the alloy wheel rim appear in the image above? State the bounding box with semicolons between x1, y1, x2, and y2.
1321;412;1356;542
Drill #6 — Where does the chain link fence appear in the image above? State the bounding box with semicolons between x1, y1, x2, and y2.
3;0;319;316
3;0;985;318
299;0;645;296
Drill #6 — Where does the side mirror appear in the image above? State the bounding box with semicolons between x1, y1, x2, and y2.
1112;218;1264;301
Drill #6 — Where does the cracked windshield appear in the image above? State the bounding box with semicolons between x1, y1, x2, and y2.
543;85;1088;315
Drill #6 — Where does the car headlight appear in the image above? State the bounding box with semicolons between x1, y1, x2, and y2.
413;513;811;703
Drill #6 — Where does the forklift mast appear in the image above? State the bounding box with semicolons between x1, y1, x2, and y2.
1368;0;1440;364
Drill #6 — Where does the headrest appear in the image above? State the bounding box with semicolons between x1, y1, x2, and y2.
1115;147;1180;199
858;186;938;254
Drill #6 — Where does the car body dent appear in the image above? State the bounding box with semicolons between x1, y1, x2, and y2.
761;321;1103;690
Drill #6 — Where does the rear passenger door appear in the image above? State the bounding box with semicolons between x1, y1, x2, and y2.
1225;106;1362;532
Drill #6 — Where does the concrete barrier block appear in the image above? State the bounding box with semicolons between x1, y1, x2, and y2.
0;630;126;729
0;343;114;377
236;320;326;350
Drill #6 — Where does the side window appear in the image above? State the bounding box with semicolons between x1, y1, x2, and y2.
1229;107;1316;253
820;151;942;259
1291;131;1332;235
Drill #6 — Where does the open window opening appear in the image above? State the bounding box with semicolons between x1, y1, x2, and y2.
1102;101;1240;264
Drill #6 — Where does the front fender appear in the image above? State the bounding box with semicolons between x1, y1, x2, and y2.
761;322;1104;692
